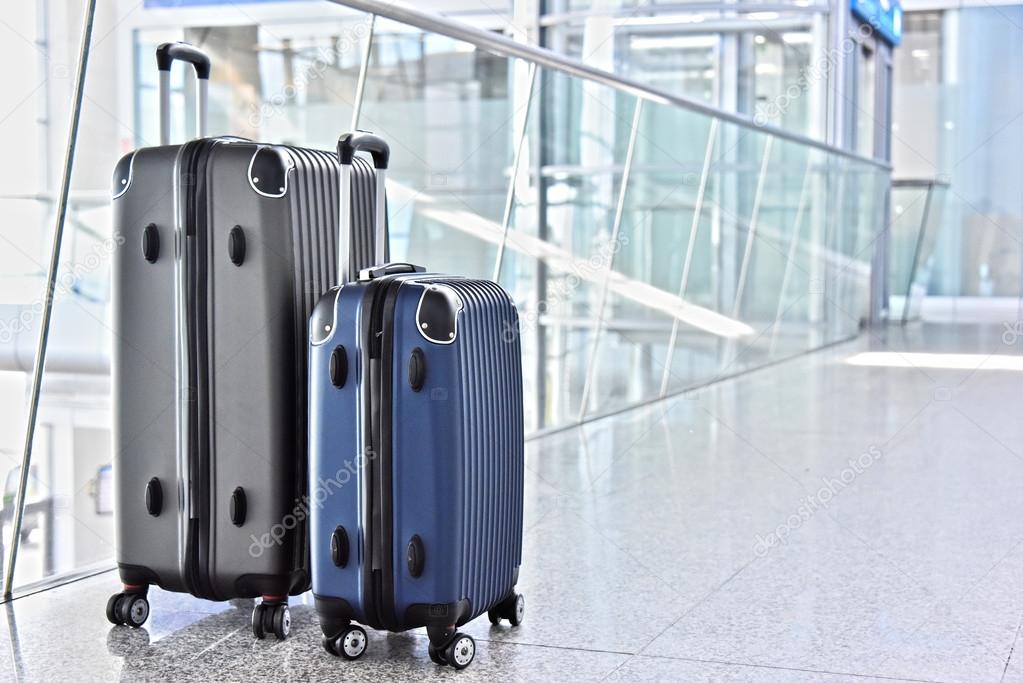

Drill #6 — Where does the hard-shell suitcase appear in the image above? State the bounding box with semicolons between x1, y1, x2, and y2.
308;133;525;669
106;43;386;639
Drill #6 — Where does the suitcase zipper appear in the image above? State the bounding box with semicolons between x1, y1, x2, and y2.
177;139;218;601
360;277;405;631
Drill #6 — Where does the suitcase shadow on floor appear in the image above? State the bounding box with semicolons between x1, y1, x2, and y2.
105;599;425;678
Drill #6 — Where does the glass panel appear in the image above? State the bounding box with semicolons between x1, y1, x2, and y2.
752;30;813;133
499;68;638;427
359;21;521;279
0;0;93;589
733;137;812;368
904;184;946;320
817;161;883;345
888;184;931;321
856;43;876;158
657;120;768;393
770;148;831;358
588;102;714;415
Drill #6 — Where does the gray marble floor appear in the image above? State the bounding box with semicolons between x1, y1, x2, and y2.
4;323;1023;682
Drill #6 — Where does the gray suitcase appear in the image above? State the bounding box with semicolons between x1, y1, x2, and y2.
105;43;386;640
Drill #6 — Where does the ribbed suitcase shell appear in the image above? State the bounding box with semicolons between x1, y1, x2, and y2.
112;138;385;600
308;273;524;635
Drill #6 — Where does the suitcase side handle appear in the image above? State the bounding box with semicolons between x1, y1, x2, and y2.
156;42;210;145
358;262;426;281
337;131;390;281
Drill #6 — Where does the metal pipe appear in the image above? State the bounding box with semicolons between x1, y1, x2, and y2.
159;70;171;145
196;77;208;138
324;0;890;171
4;0;98;599
350;13;376;131
576;100;643;423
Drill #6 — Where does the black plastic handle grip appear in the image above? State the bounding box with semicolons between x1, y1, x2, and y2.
358;262;426;280
337;131;390;169
156;42;211;80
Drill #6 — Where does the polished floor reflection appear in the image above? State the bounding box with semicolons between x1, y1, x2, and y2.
3;323;1022;682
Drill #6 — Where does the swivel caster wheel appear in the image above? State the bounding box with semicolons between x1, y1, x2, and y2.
251;604;264;639
443;632;476;670
115;593;150;628
334;625;367;660
106;593;122;625
252;602;290;640
428;642;447;665
271;604;291;640
507;593;525;627
323;633;339;656
488;592;524;627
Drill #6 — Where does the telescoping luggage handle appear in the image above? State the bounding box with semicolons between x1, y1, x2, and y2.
156;42;210;145
337;131;390;282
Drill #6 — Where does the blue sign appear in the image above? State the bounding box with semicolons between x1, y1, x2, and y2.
851;0;903;46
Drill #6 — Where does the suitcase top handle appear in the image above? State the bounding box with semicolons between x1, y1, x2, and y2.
337;131;389;170
358;262;426;281
156;42;210;146
155;42;211;79
337;131;390;281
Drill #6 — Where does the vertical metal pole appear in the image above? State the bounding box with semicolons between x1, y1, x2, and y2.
342;14;376;279
158;70;171;145
534;65;549;430
493;62;537;283
195;77;208;139
868;170;890;326
659;117;718;398
730;135;773;320
373;167;387;264
4;0;97;598
576;99;643;423
768;152;814;356
902;181;933;324
350;14;376;132
339;163;353;279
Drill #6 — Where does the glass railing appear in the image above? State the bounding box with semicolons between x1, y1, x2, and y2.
889;178;948;323
338;0;890;431
1;0;890;594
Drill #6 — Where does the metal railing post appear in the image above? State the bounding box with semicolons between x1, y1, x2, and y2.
350;14;376;132
4;0;98;598
768;151;814;356
730;135;773;320
659;117;718;398
493;62;537;284
576;100;643;423
901;180;934;324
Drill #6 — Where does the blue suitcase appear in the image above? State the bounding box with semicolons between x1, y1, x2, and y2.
307;133;526;670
